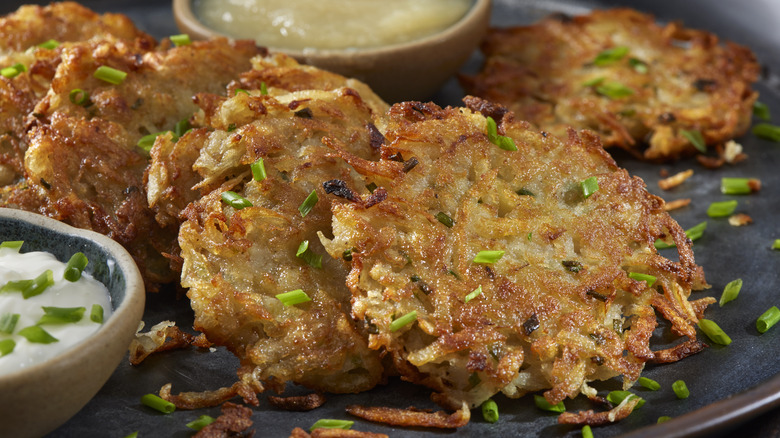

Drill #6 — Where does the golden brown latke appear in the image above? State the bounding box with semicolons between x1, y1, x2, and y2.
152;55;389;394
320;98;712;413
460;8;759;161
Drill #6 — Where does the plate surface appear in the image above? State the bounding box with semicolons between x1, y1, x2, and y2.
4;1;777;437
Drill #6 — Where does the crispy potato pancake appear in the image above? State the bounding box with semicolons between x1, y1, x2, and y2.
320;98;711;409
460;8;759;161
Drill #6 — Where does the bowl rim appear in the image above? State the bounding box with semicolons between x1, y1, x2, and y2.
173;0;492;58
0;207;145;382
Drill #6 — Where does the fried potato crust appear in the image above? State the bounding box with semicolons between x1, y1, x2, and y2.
460;8;759;161
321;99;709;409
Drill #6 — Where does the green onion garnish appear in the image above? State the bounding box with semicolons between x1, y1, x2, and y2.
0;339;15;356
23;269;54;299
580;176;599;198
389;310;418;332
658;416;672;424
141;393;176;414
38;306;85;325
63;252;88;282
170;34;191;46
628;272;656;287
174;118;191;138
583;76;605;87
481;399;499;423
221;191;253;210
698;319;731;345
0;313;19;334
753;101;771;120
38;39;60;50
296;240;323;269
757;306;780;333
606;391;645;409
94;65;127;85
1;63;26;79
629;57;648;74
533;395;565;413
707;200;738;218
90;304;104;323
69;88;90;106
595;81;634;99
299;190;318;217
123;433;138;438
638;376;661;391
658;221;708;249
436;212;454;228
137;131;173;152
464;285;482;303
672;380;689;399
275;289;311;306
719;279;743;307
582;425;594;438
17;325;58;344
753;123;780;141
485;116;518;151
260;82;268;95
721;177;755;195
1;279;32;294
0;240;23;251
593;46;629;66
680;129;707;153
309;419;354;431
251;157;266;182
186;415;216;431
473;250;504;264
773;239;780;250
235;88;250;95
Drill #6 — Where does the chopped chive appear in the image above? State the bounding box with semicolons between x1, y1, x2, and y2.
606;390;645;409
638;376;660;391
473;250;504;264
260;82;268;95
628;272;657;287
221;191;253;210
580;176;599;198
0;240;23;251
582;425;594;438
753;123;780;141
629;57;648;74
141;393;176;414
0;339;15;356
658;416;672;424
481;399;499;423
0;63;24;78
299;190;318;217
251;157;266;182
464;285;482;303
721;177;755;195
534;395;565;413
186;415;216;431
275;289;311;306
38;39;60;50
17;325;58;344
342;248;354;261
174;118;191;138
90;304;104;323
698;319;731;345
719;279;743;307
1;279;33;294
23;269;54;299
485;116;517;151
296;240;322;269
672;380;689;399
309;419;353;431
0;313;19;334
593;46;629;66
94;65;127;85
123;433;138;438
595;81;634;99
436;212;454;228
753;101;771;120
773;239;780;250
64;252;88;282
69;88;90;106
235;88;250;95
38;306;85;325
680;129;707;153
389;310;417;332
170;34;191;46
583;76;605;87
658;221;709;248
707;200;738;218
137;131;174;152
757;306;780;333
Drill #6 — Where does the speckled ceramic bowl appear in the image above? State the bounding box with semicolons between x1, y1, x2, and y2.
172;0;491;102
0;208;145;438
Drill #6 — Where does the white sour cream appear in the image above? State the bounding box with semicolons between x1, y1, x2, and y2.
193;0;474;51
0;248;112;375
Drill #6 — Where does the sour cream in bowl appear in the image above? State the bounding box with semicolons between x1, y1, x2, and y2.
0;208;145;438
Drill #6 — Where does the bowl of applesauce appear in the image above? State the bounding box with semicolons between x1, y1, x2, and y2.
173;0;491;102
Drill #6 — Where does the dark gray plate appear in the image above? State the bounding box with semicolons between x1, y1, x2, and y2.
3;1;776;437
